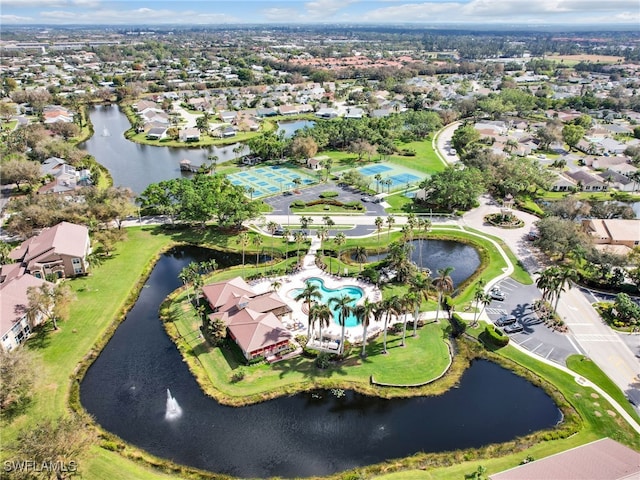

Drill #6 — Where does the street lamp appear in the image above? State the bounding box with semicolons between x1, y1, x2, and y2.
287;204;290;227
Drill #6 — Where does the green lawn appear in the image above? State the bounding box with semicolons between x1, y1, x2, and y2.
166;292;451;404
386;140;446;175
372;326;640;479
566;354;640;424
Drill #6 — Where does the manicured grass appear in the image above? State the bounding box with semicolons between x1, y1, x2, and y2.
372;327;640;479
387;139;446;175
566;354;640;424
291;205;366;214
166;292;451;403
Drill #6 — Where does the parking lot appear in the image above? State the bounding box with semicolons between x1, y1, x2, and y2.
486;277;581;365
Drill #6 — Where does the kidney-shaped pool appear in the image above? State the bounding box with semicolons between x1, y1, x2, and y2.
80;246;561;478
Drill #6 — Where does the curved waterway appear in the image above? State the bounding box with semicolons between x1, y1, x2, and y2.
80;105;249;194
80;246;561;479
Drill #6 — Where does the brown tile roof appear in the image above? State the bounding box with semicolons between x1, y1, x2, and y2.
10;222;89;268
202;277;255;310
0;273;49;336
490;438;640;480
223;308;291;356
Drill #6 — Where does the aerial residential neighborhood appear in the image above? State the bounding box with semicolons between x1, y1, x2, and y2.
0;3;639;480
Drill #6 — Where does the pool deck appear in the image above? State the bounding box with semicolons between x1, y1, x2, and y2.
250;236;394;345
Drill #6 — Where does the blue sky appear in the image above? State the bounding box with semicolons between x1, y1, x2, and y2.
2;0;639;25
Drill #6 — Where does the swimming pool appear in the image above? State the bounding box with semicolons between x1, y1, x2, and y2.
290;277;363;327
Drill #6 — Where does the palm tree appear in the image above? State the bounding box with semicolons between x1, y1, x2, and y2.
384;178;393;193
246;186;256;200
400;292;418;347
300;215;313;233
381;295;400;354
309;303;332;347
409;271;431;336
236;232;250;275
374;216;384;254
252;235;263;268
295;282;322;339
385;214;396;240
551;266;578;315
433;267;454;324
292;177;302;192
472;281;486;327
333;232;346;276
536;267;557;304
418;218;432;269
293;230;305;264
329;294;354;355
266;220;278;256
353;246;367;273
207;154;219;173
476;292;492;324
374;173;383;193
354;298;377;358
323;216;335;237
270;279;282;292
233;143;244;160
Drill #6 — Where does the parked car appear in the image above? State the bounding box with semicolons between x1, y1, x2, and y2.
504;323;524;334
274;227;285;236
490;288;505;301
495;314;517;327
361;196;371;202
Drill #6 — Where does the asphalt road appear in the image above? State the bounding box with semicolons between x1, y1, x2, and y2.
485;277;581;365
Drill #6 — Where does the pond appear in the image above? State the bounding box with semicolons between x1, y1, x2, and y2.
277;119;316;139
80;247;561;479
80;105;249;193
357;239;481;287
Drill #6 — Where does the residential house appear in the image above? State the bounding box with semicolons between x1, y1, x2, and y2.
0;265;51;351
344;107;365;119
38;156;91;194
550;173;578;192
179;127;200;142
565;170;608;191
202;277;293;361
315;107;339;119
277;105;299;116
219;110;237;123
9;222;91;279
187;97;210;112
221;126;237;138
146;127;167;140
598;170;636;192
582;218;640;249
598;137;627;155
42;105;73;124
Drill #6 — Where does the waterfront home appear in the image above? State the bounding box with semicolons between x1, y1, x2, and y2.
202;277;293;361
9;222;91;279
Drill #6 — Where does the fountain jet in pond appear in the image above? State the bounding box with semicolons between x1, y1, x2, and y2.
165;389;182;421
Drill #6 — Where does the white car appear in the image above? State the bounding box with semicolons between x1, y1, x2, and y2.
490;288;505;301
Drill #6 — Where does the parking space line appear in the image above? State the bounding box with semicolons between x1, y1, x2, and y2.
519;337;534;345
566;335;583;354
530;342;543;353
545;347;554;359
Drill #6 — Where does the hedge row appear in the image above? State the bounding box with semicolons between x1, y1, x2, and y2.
484;324;509;347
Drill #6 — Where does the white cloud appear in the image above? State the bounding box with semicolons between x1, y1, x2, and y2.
0;14;34;23
361;0;640;23
40;7;239;24
2;0;100;6
304;0;359;18
262;8;303;22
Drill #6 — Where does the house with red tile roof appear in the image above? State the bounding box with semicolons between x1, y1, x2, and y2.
9;222;91;279
202;277;292;361
0;265;52;351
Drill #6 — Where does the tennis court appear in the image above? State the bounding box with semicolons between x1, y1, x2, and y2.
227;165;318;198
357;162;424;192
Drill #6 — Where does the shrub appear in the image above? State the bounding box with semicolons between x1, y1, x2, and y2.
450;313;468;338
100;440;124;452
484;324;509;347
343;201;364;210
320;190;339;198
399;148;417;156
307;199;344;207
290;200;306;208
316;352;331;369
230;366;246;382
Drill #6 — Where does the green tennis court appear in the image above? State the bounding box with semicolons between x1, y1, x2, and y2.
357;162;426;193
227;164;318;198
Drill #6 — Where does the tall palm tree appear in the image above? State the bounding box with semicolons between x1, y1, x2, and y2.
295;282;322;339
333;232;346;276
207;154;219;173
400;292;418;346
385;215;396;240
309;303;332;347
354;246;367;273
252;235;263;267
418;218;432;269
476;292;492;324
323;216;335;237
381;295;400;354
471;279;486;327
293;230;305;264
374;216;384;255
433;267;454;324
535;266;557;304
354;298;377;358
266;220;278;257
236;232;250;275
374;173;383;193
552;266;578;315
329;294;354;355
409;271;431;336
270;279;282;292
300;215;313;233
